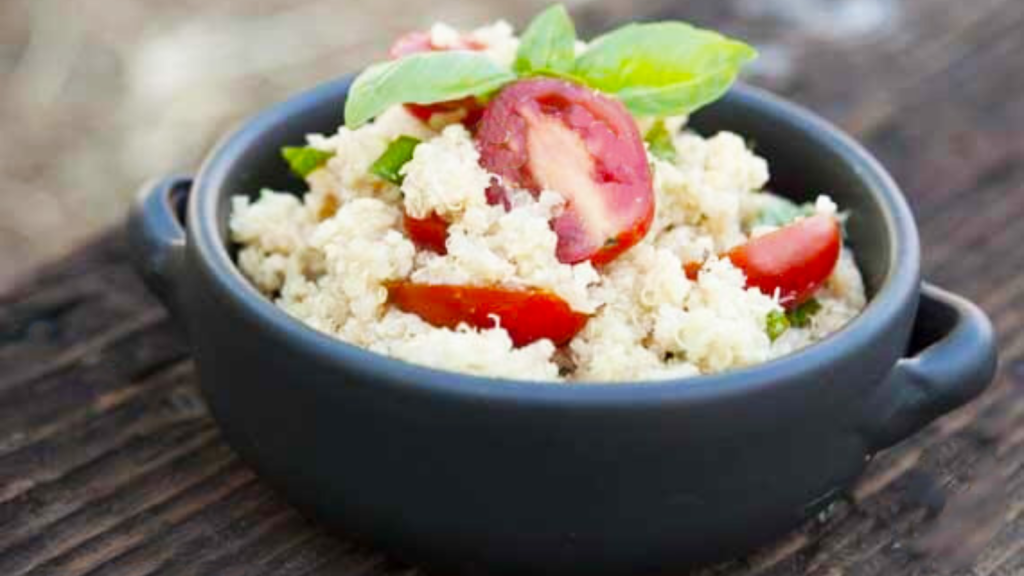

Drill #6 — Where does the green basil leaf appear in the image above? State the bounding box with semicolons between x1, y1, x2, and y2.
514;4;577;76
644;119;676;162
766;309;790;342
615;69;740;117
370;135;422;185
282;146;334;178
574;22;756;117
344;52;516;128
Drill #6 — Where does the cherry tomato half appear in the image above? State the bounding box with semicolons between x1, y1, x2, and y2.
386;282;589;347
685;215;842;308
475;78;654;266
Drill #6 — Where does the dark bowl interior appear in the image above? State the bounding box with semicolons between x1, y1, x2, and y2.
212;79;894;304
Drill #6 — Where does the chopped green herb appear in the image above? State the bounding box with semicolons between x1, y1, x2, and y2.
787;298;822;328
766;309;790;342
282;146;334;178
755;195;814;228
767;298;822;341
644;120;677;162
369;136;422;185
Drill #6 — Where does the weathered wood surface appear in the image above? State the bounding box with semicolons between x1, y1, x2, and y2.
2;0;1023;574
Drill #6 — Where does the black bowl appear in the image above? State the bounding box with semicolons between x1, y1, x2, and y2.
127;77;997;575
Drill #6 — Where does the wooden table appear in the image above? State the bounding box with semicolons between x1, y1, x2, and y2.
2;1;1022;574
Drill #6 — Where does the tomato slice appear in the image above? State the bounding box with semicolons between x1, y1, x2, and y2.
386;282;589;347
388;32;486;125
474;78;654;265
403;212;449;254
685;215;842;307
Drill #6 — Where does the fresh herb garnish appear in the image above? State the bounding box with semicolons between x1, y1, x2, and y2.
282;146;335;178
787;298;822;328
644;120;677;162
573;22;756;117
345;52;516;128
755;196;815;228
370;135;422;184
766;309;789;342
344;4;756;126
767;298;822;341
513;4;577;76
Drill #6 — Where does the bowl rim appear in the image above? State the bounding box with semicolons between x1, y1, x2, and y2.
188;76;921;407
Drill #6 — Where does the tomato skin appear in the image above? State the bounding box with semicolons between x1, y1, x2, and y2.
386;282;589;347
685;215;842;307
683;261;703;281
403;212;449;254
388;32;486;125
474;78;654;266
729;215;841;307
388;31;434;59
403;97;485;126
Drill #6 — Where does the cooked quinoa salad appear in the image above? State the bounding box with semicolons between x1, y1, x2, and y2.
230;8;866;382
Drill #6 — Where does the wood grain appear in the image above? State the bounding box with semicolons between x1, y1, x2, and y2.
2;0;1023;574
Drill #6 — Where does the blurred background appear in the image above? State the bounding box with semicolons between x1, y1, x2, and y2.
0;0;946;290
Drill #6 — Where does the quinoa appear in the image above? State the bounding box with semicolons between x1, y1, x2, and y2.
230;22;867;383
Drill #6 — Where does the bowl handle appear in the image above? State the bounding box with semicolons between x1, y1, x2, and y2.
126;176;192;318
862;283;997;452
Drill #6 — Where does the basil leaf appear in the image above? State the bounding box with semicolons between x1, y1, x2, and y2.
755;195;815;228
766;310;789;342
370;135;422;185
282;146;334;178
514;4;577;76
574;22;756;117
787;298;822;328
344;52;516;128
615;69;740;117
644;120;676;162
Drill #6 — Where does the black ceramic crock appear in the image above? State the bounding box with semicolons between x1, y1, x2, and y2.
127;77;997;576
